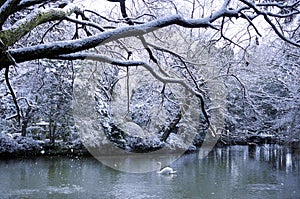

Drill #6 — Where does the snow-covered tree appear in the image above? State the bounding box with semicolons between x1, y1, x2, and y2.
0;0;299;150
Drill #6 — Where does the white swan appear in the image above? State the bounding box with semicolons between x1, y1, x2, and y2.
157;162;177;175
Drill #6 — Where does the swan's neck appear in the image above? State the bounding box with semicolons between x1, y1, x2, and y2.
157;162;162;171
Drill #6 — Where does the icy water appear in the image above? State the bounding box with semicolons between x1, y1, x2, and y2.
0;145;299;199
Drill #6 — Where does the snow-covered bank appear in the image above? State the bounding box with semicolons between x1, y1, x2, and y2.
0;133;88;158
1;132;299;158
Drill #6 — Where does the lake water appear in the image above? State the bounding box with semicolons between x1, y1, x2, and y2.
0;145;299;199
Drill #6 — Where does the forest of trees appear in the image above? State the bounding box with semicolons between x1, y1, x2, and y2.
0;0;299;155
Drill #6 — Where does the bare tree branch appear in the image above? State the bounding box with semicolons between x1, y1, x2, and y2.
5;66;21;125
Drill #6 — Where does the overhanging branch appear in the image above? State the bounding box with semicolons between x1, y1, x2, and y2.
1;1;298;69
0;4;81;46
4;9;237;66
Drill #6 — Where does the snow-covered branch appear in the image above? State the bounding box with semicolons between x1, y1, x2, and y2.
239;0;300;47
0;4;81;46
0;0;298;69
2;8;237;66
55;52;200;94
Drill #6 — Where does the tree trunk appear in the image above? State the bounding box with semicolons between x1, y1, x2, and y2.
49;121;56;145
160;111;182;142
21;121;28;136
21;106;32;136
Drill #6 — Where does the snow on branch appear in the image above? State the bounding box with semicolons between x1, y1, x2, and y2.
5;9;237;65
16;0;69;11
56;52;205;96
0;3;82;46
1;0;298;68
239;0;300;47
18;0;54;7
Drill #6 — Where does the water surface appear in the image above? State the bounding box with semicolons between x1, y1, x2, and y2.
0;145;299;199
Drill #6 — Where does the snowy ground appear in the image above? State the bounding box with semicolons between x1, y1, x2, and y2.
0;133;87;157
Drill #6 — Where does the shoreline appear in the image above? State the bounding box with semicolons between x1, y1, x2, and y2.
1;133;299;159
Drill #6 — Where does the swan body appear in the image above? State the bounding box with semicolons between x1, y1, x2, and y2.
157;162;176;175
